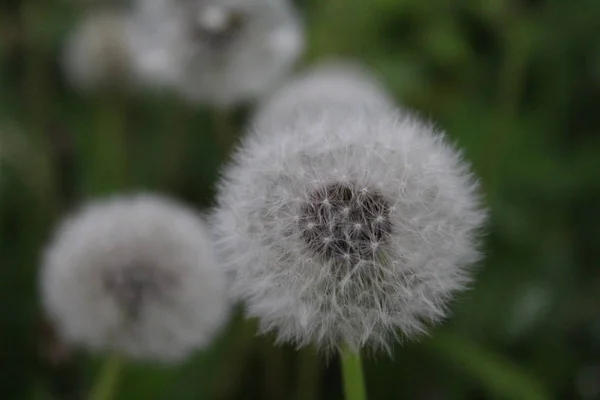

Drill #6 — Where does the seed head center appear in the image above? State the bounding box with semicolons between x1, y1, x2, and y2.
299;183;392;264
103;264;177;319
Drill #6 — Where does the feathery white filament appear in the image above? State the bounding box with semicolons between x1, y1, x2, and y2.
213;83;486;352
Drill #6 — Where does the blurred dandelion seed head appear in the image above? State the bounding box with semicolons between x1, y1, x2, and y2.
63;0;304;101
252;62;396;131
41;194;229;362
101;261;178;319
62;9;136;91
171;0;305;106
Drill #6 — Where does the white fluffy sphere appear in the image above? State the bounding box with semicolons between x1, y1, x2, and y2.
41;194;229;362
213;105;486;352
135;0;304;107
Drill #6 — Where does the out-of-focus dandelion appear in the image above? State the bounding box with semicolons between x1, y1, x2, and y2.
62;8;181;93
41;194;229;362
62;9;136;91
212;72;487;354
252;61;396;131
134;0;304;107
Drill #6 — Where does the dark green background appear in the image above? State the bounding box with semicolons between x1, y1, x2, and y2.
2;0;600;398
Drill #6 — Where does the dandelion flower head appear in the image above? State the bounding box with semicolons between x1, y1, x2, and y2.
41;194;229;362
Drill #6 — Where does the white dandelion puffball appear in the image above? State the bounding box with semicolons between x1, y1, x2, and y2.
41;194;229;362
62;10;136;91
252;61;396;131
136;0;304;107
213;109;486;352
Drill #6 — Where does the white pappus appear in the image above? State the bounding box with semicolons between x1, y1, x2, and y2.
252;61;396;131
134;0;304;107
41;194;229;362
212;88;487;353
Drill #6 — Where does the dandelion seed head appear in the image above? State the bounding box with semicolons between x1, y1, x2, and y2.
41;194;229;362
139;0;305;106
213;106;487;353
252;61;396;131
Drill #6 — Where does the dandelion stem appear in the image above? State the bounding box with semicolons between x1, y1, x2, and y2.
340;344;367;400
89;355;123;400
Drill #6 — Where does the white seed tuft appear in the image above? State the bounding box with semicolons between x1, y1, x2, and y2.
212;79;487;353
41;194;229;362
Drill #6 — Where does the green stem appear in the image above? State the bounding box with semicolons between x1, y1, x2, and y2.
89;355;123;400
339;344;367;400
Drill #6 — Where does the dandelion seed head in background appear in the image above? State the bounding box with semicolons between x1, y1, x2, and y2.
41;194;229;362
213;81;487;352
252;62;397;131
62;9;136;91
160;0;305;107
63;0;304;101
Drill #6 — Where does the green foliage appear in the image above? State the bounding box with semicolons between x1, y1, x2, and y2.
2;0;600;398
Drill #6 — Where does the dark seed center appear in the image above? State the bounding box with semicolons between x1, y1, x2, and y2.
103;265;177;319
191;10;245;50
299;183;393;264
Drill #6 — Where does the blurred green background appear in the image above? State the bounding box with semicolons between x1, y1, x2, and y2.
2;0;600;399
